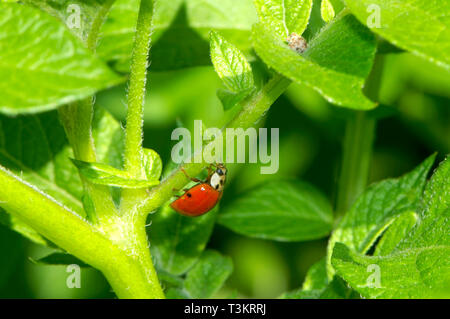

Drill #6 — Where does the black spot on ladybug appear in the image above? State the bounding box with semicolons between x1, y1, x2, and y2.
217;168;224;175
220;180;224;185
186;193;192;198
215;184;219;190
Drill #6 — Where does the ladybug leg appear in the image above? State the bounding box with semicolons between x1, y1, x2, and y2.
180;167;203;183
207;165;214;177
171;187;192;194
172;188;181;198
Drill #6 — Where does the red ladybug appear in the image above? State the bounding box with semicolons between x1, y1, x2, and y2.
170;164;227;217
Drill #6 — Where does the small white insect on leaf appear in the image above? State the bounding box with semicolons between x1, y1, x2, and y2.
286;32;308;54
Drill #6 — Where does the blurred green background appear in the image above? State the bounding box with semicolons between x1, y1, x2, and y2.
0;50;449;298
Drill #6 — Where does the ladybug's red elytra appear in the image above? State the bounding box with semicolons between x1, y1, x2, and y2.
170;163;227;217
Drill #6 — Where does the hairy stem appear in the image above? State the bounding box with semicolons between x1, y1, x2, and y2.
335;111;376;216
335;54;384;216
58;100;117;223
58;2;119;222
139;74;291;217
58;99;96;162
117;0;164;297
124;0;154;178
86;0;115;51
0;166;160;298
98;212;164;298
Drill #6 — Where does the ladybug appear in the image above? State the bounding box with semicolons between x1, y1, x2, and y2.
170;163;227;217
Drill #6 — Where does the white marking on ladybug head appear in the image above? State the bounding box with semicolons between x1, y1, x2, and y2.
210;166;227;192
287;33;308;54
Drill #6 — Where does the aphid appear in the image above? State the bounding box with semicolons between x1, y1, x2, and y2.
170;163;227;217
287;32;308;54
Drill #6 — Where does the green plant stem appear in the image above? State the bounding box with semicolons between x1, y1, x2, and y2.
86;0;115;51
1;0;164;298
0;166;163;298
335;111;376;215
117;0;164;297
124;0;154;178
58;99;96;162
58;100;117;223
139;74;292;217
335;54;384;216
58;2;119;222
99;212;164;298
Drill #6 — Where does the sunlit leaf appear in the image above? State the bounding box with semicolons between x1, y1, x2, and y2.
0;3;122;114
143;148;163;180
0;107;124;245
210;31;255;110
71;159;160;188
320;0;335;23
326;154;436;277
331;157;449;298
346;0;450;70
253;13;377;109
254;0;313;39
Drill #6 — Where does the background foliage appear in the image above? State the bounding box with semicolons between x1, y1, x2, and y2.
0;0;449;298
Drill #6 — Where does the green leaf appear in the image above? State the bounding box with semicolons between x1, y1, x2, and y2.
331;238;450;298
0;106;125;245
419;155;450;220
210;30;255;110
156;268;185;288
327;154;436;277
98;0;258;72
149;203;218;275
280;258;328;299
216;88;254;111
218;180;333;241
165;288;191;299
91;107;126;170
320;0;335;23
280;288;323;299
0;3;122;114
71;159;160;188
373;211;418;256
280;256;359;299
0;213;51;246
252;13;377;110
143;148;163;180
32;252;90;267
23;0;109;44
0;112;85;216
184;250;233;298
318;276;360;299
331;157;450;298
254;0;313;39
346;0;450;70
302;258;328;291
210;31;255;93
